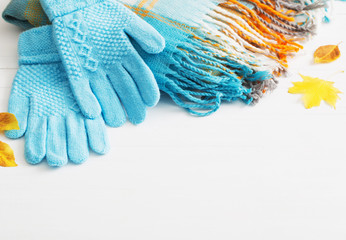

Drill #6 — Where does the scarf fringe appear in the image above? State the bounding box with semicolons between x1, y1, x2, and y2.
129;0;325;116
135;14;275;116
198;0;323;72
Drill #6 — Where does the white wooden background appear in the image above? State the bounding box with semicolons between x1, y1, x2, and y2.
1;1;346;239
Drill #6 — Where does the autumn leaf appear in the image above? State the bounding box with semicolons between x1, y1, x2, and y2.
0;113;19;167
288;74;342;109
314;44;341;64
0;113;20;131
0;141;17;167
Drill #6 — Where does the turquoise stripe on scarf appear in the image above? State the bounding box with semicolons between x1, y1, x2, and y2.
2;0;33;29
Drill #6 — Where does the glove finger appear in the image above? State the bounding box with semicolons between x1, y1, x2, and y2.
125;14;165;54
46;116;68;167
25;115;47;165
69;72;102;119
123;49;160;107
85;117;109;155
108;66;147;125
5;94;29;139
66;113;89;164
89;71;126;128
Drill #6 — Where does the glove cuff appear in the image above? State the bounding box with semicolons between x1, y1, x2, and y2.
40;0;107;20
18;25;60;65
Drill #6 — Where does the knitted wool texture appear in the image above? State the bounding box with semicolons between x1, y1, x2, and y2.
2;0;36;29
6;26;109;167
40;0;165;124
127;0;325;71
123;0;325;115
3;0;327;116
25;0;50;27
2;0;49;28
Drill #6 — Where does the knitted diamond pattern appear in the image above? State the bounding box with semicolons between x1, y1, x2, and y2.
52;1;134;82
54;18;84;79
12;64;80;117
82;1;133;68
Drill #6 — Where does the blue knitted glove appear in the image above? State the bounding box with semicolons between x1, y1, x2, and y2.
40;0;165;125
6;26;109;167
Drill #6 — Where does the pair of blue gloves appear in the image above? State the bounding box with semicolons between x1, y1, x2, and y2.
6;0;165;166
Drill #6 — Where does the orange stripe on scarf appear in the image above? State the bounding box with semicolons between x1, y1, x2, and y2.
138;0;149;8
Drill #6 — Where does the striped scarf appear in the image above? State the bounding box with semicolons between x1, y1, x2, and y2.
2;0;327;116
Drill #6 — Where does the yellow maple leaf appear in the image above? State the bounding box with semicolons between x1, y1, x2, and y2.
0;113;20;131
0;141;17;167
288;74;342;109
